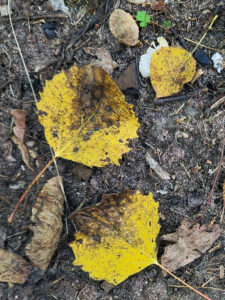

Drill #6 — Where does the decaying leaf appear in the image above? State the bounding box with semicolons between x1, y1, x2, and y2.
11;109;33;170
84;47;118;75
161;219;221;272
150;47;196;98
150;0;167;12
69;189;160;285
37;65;140;167
25;176;64;271
0;248;32;284
109;9;139;46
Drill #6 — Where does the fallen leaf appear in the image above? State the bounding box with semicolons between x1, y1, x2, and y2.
11;109;33;171
37;65;140;167
69;189;160;285
84;47;118;75
116;63;139;91
11;109;26;144
139;36;169;78
25;176;64;271
150;47;196;98
72;164;93;182
150;0;167;12
0;248;32;284
109;9;139;46
161;219;221;272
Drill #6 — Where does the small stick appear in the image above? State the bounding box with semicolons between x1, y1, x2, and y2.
8;156;56;223
66;7;103;51
192;138;225;224
220;180;225;223
0;14;68;23
154;89;201;105
157;262;212;300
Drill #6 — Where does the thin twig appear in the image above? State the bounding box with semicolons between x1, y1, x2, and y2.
7;0;70;223
220;180;225;223
154;89;201;105
192;138;225;224
8;0;37;103
0;14;68;23
169;284;225;293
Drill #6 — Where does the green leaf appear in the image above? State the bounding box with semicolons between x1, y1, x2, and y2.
136;11;146;22
145;15;151;23
140;21;147;28
164;20;171;28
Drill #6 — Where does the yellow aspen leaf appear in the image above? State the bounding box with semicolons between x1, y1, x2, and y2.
36;65;140;167
69;189;160;285
150;47;196;98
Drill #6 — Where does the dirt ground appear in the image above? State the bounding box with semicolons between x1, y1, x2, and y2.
0;0;224;299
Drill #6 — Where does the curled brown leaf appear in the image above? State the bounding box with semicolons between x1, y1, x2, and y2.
25;176;64;271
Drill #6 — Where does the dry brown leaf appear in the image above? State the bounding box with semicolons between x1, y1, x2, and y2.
161;219;221;272
0;248;32;284
84;47;118;75
25;176;64;271
11;109;33;171
150;0;167;12
11;109;26;143
109;9;139;46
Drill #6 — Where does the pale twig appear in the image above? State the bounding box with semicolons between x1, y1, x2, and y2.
8;0;37;103
169;284;225;293
7;0;69;224
193;138;225;224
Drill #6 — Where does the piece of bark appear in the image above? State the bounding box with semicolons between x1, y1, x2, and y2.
25;176;64;271
116;63;139;91
161;219;221;272
0;248;32;284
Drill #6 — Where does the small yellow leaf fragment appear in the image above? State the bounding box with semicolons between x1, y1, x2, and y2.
150;47;196;98
109;9;139;46
70;189;160;285
37;65;140;167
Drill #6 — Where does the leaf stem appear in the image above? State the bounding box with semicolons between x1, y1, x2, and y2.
156;262;212;300
8;156;56;223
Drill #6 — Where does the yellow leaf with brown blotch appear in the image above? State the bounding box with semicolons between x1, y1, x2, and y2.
150;47;196;98
69;189;160;285
37;65;140;167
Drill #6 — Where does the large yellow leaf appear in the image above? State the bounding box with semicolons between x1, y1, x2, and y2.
150;47;196;98
37;65;139;167
69;189;160;285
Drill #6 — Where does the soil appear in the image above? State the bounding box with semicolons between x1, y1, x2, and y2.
0;0;224;299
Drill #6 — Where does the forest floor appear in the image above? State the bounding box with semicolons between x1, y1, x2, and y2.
0;0;224;299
